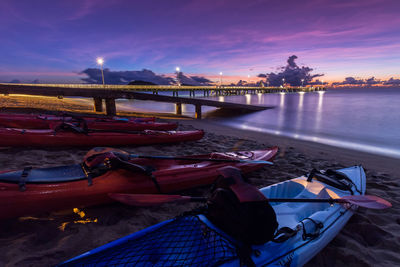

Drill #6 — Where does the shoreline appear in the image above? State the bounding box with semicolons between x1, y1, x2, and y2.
177;119;400;177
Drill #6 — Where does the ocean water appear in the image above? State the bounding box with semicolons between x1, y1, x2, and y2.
117;87;400;159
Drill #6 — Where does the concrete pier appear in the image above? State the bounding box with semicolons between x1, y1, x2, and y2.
0;83;324;118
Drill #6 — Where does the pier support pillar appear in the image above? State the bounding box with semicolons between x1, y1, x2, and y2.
94;97;103;112
105;98;116;116
176;102;182;115
195;104;202;119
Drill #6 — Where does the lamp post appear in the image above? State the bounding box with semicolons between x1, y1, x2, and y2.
301;79;304;87
219;72;223;86
321;79;324;86
175;67;181;86
247;74;250;84
97;58;105;85
282;78;285;87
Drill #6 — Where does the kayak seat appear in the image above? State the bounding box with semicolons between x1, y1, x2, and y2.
0;164;87;184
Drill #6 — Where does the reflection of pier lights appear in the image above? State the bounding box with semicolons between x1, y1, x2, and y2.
257;92;262;103
277;92;285;131
317;91;325;111
245;94;251;105
298;91;305;109
218;96;224;102
295;91;305;131
279;92;285;107
315;90;325;131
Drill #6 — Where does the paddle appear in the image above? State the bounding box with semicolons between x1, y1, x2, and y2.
109;193;392;210
127;154;274;165
84;147;274;165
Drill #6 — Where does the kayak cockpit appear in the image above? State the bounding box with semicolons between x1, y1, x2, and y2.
0;164;87;183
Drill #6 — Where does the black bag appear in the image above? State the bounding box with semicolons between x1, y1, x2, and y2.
206;167;278;245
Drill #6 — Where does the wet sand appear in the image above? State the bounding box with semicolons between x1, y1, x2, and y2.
0;95;399;266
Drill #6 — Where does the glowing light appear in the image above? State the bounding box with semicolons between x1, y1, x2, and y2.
96;57;104;65
97;57;105;85
219;72;223;75
175;67;180;72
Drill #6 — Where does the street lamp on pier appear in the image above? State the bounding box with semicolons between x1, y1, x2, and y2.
282;78;285;87
97;58;105;85
219;72;223;86
301;79;304;87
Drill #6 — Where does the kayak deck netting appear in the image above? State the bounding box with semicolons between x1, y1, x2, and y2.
62;216;239;266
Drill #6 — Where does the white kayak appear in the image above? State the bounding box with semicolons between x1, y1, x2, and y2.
243;165;366;266
59;165;366;266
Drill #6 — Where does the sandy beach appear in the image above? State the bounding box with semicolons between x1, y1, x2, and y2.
0;95;399;266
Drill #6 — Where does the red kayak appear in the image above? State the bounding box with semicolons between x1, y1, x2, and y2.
0;113;177;131
0;126;204;147
0;146;278;219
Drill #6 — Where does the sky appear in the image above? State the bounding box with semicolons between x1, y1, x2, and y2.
0;0;399;83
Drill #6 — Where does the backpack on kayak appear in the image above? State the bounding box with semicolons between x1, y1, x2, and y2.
206;166;278;246
82;147;158;189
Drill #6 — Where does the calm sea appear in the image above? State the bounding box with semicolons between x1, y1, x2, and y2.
117;87;400;159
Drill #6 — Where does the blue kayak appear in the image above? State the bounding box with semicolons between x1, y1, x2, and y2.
59;166;366;266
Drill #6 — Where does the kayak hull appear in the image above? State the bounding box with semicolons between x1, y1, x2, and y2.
0;147;278;219
249;165;366;266
0;129;204;147
0;113;177;131
59;165;365;266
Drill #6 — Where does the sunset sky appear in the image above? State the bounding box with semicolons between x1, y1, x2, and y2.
0;0;399;83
